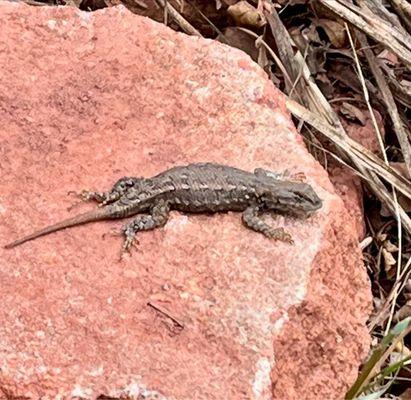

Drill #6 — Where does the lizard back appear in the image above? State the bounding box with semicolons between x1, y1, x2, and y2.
148;163;271;212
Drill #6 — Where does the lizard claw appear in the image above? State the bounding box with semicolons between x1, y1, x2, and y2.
69;189;114;205
67;190;89;201
66;191;87;211
271;227;294;245
102;227;123;239
79;190;101;202
66;190;97;211
119;235;139;260
281;232;294;245
285;235;294;245
119;248;130;261
289;172;306;183
280;170;306;183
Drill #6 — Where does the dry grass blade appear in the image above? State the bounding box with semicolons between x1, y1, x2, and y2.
184;0;225;38
363;0;409;34
236;27;295;91
264;10;340;127
154;0;202;37
263;4;411;235
11;0;49;5
346;317;411;399
263;9;297;94
287;99;411;199
319;0;411;70
390;0;411;17
345;26;405;335
380;62;411;109
286;99;411;234
356;32;411;178
369;251;411;331
388;0;411;32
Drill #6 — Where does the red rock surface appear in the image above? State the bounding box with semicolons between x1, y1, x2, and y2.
0;3;371;399
329;110;385;240
344;110;384;156
328;166;366;240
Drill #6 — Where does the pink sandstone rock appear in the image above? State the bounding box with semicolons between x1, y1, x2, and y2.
328;166;366;240
344;110;384;156
329;110;385;240
0;3;372;399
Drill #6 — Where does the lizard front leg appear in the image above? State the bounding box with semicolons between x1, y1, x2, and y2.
70;177;144;207
121;199;170;253
242;205;294;244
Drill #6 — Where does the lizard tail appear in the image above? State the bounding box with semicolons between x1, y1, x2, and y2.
4;207;117;249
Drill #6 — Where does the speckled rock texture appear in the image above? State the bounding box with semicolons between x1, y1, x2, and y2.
0;2;372;399
329;110;385;240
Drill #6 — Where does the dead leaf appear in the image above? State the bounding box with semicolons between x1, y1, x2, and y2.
399;388;411;400
391;162;411;179
220;0;237;6
289;26;308;52
394;300;411;322
377;49;398;66
318;18;347;48
227;1;266;28
216;27;259;62
315;72;334;98
382;247;396;273
399;79;411;92
360;236;373;250
340;103;367;126
376;232;388;242
384;239;398;253
302;23;321;44
380;163;411;214
276;0;307;5
66;0;83;6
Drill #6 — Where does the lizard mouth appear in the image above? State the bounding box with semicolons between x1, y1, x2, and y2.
273;206;314;219
291;202;322;218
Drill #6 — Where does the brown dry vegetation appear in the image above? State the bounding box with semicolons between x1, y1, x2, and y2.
13;0;411;397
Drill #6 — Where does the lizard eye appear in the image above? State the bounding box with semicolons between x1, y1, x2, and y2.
118;178;136;189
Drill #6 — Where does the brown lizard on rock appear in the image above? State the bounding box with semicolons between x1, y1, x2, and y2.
4;162;322;252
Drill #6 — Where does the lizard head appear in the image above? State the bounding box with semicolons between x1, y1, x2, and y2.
112;177;143;195
262;182;323;218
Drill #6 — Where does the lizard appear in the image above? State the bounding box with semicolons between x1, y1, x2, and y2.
4;162;323;253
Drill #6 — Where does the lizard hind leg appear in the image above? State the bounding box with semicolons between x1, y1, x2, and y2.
254;168;306;183
121;199;170;255
242;205;294;244
254;168;283;181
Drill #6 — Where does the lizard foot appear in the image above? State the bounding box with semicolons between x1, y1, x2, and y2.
242;206;294;244
67;190;120;209
66;190;93;211
119;225;141;260
254;168;306;183
276;170;307;183
119;200;171;260
119;236;140;260
288;172;306;183
268;227;294;244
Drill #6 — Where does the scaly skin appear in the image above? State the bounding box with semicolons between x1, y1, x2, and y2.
4;163;323;253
